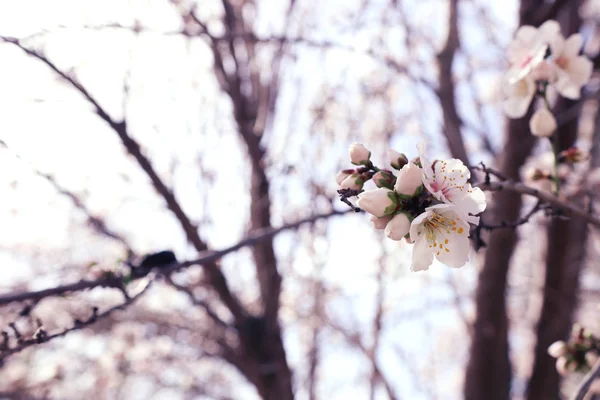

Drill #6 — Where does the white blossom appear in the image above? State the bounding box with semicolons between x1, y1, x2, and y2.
547;341;567;358
503;75;537;118
418;144;486;224
506;20;560;84
409;204;471;271
529;108;557;137
549;33;593;100
349;143;371;165
357;188;397;217
394;162;423;196
385;213;411;240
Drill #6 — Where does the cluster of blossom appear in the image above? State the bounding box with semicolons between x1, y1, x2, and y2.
547;324;599;376
503;20;593;134
336;143;486;271
522;147;588;192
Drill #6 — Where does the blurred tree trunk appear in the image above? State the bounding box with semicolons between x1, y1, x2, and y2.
464;1;545;398
526;4;586;399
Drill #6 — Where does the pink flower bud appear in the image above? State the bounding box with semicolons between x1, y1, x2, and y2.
357;188;397;217
370;214;392;230
373;170;395;189
350;143;371;165
388;149;408;170
339;173;364;190
336;169;355;185
547;341;567;358
394;162;423;196
529;108;557;137
555;357;571;376
385;213;411;240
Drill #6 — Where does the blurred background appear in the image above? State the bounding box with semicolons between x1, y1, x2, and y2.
1;0;600;399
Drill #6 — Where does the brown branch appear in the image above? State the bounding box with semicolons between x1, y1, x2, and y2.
0;35;244;321
0;280;152;363
478;181;600;227
0;209;348;306
0;141;134;253
327;320;399;400
435;0;470;165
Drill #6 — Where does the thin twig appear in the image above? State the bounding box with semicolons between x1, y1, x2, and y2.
571;358;600;400
0;280;152;362
477;181;600;227
0;209;349;306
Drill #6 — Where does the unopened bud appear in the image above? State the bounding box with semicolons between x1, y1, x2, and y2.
556;356;574;376
385;213;411;240
336;169;355;185
369;214;392;230
529;108;557;138
357;188;398;217
547;341;567;358
394;162;423;196
373;170;395;189
350;143;371;165
339;173;364;190
388;150;408;170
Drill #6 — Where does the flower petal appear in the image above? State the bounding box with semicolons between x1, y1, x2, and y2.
411;234;434;272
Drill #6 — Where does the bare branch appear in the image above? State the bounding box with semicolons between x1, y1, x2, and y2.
0;209;349;306
0;279;152;362
477;181;600;227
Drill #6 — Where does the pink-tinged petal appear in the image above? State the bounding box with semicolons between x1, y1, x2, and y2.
411;234;434;272
394;162;423;196
567;56;593;86
538;20;561;43
548;33;565;58
561;33;583;59
385;213;411;240
370;214;392;230
357;188;396;217
503;77;536;118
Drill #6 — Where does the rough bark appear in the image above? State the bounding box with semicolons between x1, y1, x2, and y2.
526;4;587;398
464;1;544;398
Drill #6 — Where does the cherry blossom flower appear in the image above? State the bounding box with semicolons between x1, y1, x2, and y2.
506;20;560;84
503;75;537;118
418;145;486;224
409;204;471;271
529;107;557;137
385;213;411;240
349;143;371;165
549;33;593;99
357;188;397;217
